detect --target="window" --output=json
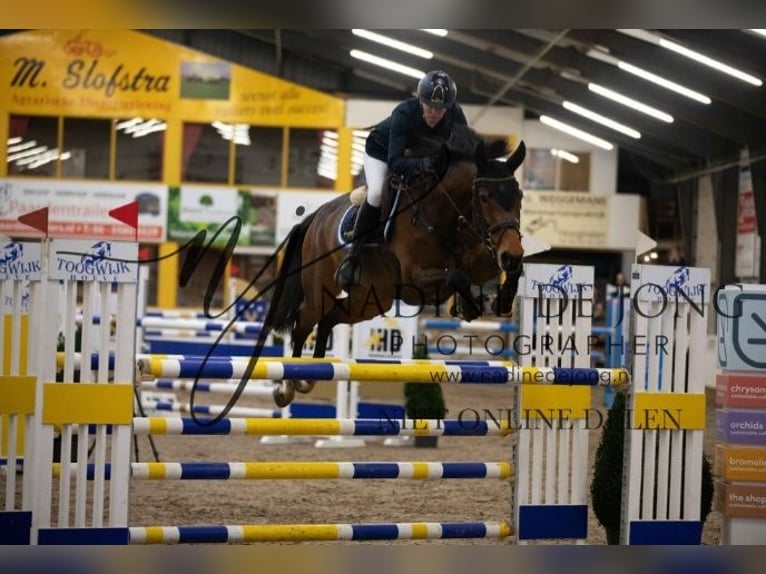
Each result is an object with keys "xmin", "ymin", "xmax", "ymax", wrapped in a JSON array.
[
  {"xmin": 62, "ymin": 118, "xmax": 110, "ymax": 179},
  {"xmin": 523, "ymin": 148, "xmax": 556, "ymax": 190},
  {"xmin": 559, "ymin": 153, "xmax": 590, "ymax": 191},
  {"xmin": 115, "ymin": 117, "xmax": 164, "ymax": 181},
  {"xmin": 235, "ymin": 126, "xmax": 283, "ymax": 186},
  {"xmin": 182, "ymin": 122, "xmax": 230, "ymax": 183},
  {"xmin": 523, "ymin": 148, "xmax": 591, "ymax": 192},
  {"xmin": 287, "ymin": 128, "xmax": 335, "ymax": 189},
  {"xmin": 7, "ymin": 115, "xmax": 59, "ymax": 177}
]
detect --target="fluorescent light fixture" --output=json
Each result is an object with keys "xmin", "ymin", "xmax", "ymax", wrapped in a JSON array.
[
  {"xmin": 116, "ymin": 117, "xmax": 143, "ymax": 130},
  {"xmin": 662, "ymin": 39, "xmax": 762, "ymax": 86},
  {"xmin": 321, "ymin": 136, "xmax": 338, "ymax": 148},
  {"xmin": 618, "ymin": 29, "xmax": 762, "ymax": 87},
  {"xmin": 619, "ymin": 61, "xmax": 712, "ymax": 104},
  {"xmin": 322, "ymin": 130, "xmax": 338, "ymax": 140},
  {"xmin": 587, "ymin": 48, "xmax": 712, "ymax": 104},
  {"xmin": 7, "ymin": 140, "xmax": 38, "ymax": 154},
  {"xmin": 350, "ymin": 49, "xmax": 425, "ymax": 79},
  {"xmin": 421, "ymin": 29, "xmax": 448, "ymax": 37},
  {"xmin": 539, "ymin": 115, "xmax": 614, "ymax": 150},
  {"xmin": 588, "ymin": 83, "xmax": 674, "ymax": 123},
  {"xmin": 212, "ymin": 121, "xmax": 251, "ymax": 145},
  {"xmin": 563, "ymin": 101, "xmax": 641, "ymax": 139},
  {"xmin": 7, "ymin": 137, "xmax": 22, "ymax": 145},
  {"xmin": 550, "ymin": 148, "xmax": 580, "ymax": 164},
  {"xmin": 352, "ymin": 29, "xmax": 433, "ymax": 59},
  {"xmin": 7, "ymin": 145, "xmax": 48, "ymax": 163},
  {"xmin": 750, "ymin": 29, "xmax": 766, "ymax": 38}
]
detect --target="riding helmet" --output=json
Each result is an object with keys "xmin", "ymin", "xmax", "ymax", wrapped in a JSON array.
[{"xmin": 417, "ymin": 70, "xmax": 457, "ymax": 109}]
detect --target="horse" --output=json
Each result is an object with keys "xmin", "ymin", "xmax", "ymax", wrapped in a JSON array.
[{"xmin": 267, "ymin": 125, "xmax": 526, "ymax": 407}]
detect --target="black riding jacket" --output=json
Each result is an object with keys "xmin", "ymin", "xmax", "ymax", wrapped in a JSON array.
[{"xmin": 365, "ymin": 97, "xmax": 468, "ymax": 179}]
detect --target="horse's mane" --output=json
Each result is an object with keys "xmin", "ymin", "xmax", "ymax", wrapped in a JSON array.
[{"xmin": 406, "ymin": 125, "xmax": 511, "ymax": 164}]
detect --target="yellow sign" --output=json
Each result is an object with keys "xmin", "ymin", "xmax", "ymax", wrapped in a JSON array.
[
  {"xmin": 521, "ymin": 192, "xmax": 610, "ymax": 249},
  {"xmin": 0, "ymin": 30, "xmax": 344, "ymax": 126}
]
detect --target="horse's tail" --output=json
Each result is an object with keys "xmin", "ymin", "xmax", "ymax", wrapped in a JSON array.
[{"xmin": 269, "ymin": 213, "xmax": 316, "ymax": 333}]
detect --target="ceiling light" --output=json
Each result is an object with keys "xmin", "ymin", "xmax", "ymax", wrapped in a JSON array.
[
  {"xmin": 7, "ymin": 137, "xmax": 22, "ymax": 145},
  {"xmin": 116, "ymin": 117, "xmax": 143, "ymax": 130},
  {"xmin": 550, "ymin": 148, "xmax": 580, "ymax": 164},
  {"xmin": 563, "ymin": 101, "xmax": 641, "ymax": 139},
  {"xmin": 7, "ymin": 145, "xmax": 49, "ymax": 163},
  {"xmin": 350, "ymin": 49, "xmax": 425, "ymax": 80},
  {"xmin": 7, "ymin": 140, "xmax": 38, "ymax": 154},
  {"xmin": 587, "ymin": 48, "xmax": 712, "ymax": 104},
  {"xmin": 618, "ymin": 29, "xmax": 762, "ymax": 87},
  {"xmin": 352, "ymin": 29, "xmax": 433, "ymax": 59},
  {"xmin": 421, "ymin": 29, "xmax": 447, "ymax": 37},
  {"xmin": 539, "ymin": 115, "xmax": 613, "ymax": 150},
  {"xmin": 588, "ymin": 83, "xmax": 674, "ymax": 123},
  {"xmin": 618, "ymin": 61, "xmax": 712, "ymax": 104},
  {"xmin": 321, "ymin": 136, "xmax": 338, "ymax": 148},
  {"xmin": 749, "ymin": 29, "xmax": 766, "ymax": 38}
]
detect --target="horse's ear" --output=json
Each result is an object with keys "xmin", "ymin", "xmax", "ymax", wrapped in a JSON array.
[
  {"xmin": 506, "ymin": 141, "xmax": 526, "ymax": 172},
  {"xmin": 483, "ymin": 137, "xmax": 511, "ymax": 160}
]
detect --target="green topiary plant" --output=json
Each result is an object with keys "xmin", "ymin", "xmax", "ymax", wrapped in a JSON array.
[
  {"xmin": 404, "ymin": 338, "xmax": 446, "ymax": 447},
  {"xmin": 590, "ymin": 388, "xmax": 714, "ymax": 544}
]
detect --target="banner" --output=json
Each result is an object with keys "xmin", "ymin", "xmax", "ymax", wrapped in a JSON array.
[
  {"xmin": 166, "ymin": 185, "xmax": 250, "ymax": 247},
  {"xmin": 275, "ymin": 189, "xmax": 341, "ymax": 243},
  {"xmin": 0, "ymin": 30, "xmax": 345, "ymax": 126},
  {"xmin": 0, "ymin": 178, "xmax": 166, "ymax": 241},
  {"xmin": 520, "ymin": 191, "xmax": 609, "ymax": 249},
  {"xmin": 736, "ymin": 147, "xmax": 760, "ymax": 279}
]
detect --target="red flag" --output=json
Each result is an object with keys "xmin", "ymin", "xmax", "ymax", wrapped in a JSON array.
[
  {"xmin": 17, "ymin": 207, "xmax": 49, "ymax": 235},
  {"xmin": 108, "ymin": 201, "xmax": 139, "ymax": 241}
]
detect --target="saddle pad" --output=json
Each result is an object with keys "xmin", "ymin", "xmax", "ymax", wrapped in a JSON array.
[
  {"xmin": 337, "ymin": 204, "xmax": 359, "ymax": 248},
  {"xmin": 336, "ymin": 185, "xmax": 404, "ymax": 248}
]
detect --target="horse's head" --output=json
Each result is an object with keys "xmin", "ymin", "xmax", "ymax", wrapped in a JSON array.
[{"xmin": 473, "ymin": 140, "xmax": 525, "ymax": 274}]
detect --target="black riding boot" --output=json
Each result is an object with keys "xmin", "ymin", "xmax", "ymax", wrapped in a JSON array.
[{"xmin": 335, "ymin": 200, "xmax": 381, "ymax": 287}]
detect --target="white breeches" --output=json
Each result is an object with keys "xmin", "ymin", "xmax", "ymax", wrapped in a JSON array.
[{"xmin": 363, "ymin": 153, "xmax": 388, "ymax": 207}]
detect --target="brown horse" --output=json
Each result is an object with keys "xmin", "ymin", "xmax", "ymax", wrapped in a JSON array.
[{"xmin": 267, "ymin": 126, "xmax": 526, "ymax": 406}]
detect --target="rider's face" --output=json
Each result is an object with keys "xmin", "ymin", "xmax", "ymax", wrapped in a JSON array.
[{"xmin": 422, "ymin": 103, "xmax": 447, "ymax": 127}]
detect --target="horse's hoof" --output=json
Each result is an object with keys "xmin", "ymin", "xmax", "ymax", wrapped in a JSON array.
[
  {"xmin": 273, "ymin": 384, "xmax": 295, "ymax": 408},
  {"xmin": 294, "ymin": 379, "xmax": 316, "ymax": 394}
]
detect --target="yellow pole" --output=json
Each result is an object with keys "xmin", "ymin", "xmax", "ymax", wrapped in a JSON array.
[
  {"xmin": 156, "ymin": 243, "xmax": 179, "ymax": 308},
  {"xmin": 0, "ymin": 113, "xmax": 8, "ymax": 177},
  {"xmin": 157, "ymin": 117, "xmax": 183, "ymax": 308},
  {"xmin": 335, "ymin": 127, "xmax": 353, "ymax": 192}
]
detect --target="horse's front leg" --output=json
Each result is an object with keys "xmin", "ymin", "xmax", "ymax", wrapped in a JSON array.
[
  {"xmin": 493, "ymin": 269, "xmax": 522, "ymax": 316},
  {"xmin": 445, "ymin": 269, "xmax": 482, "ymax": 321},
  {"xmin": 410, "ymin": 265, "xmax": 481, "ymax": 321}
]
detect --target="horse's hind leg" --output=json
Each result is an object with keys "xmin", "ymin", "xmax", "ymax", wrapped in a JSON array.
[
  {"xmin": 294, "ymin": 316, "xmax": 334, "ymax": 395},
  {"xmin": 273, "ymin": 318, "xmax": 314, "ymax": 408}
]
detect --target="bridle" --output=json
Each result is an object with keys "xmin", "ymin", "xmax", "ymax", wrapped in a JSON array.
[
  {"xmin": 469, "ymin": 175, "xmax": 522, "ymax": 259},
  {"xmin": 403, "ymin": 165, "xmax": 522, "ymax": 264}
]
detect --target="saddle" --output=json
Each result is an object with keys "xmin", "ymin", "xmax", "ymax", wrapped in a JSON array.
[{"xmin": 338, "ymin": 176, "xmax": 408, "ymax": 247}]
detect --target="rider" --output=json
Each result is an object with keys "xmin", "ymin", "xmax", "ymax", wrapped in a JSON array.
[{"xmin": 335, "ymin": 70, "xmax": 468, "ymax": 288}]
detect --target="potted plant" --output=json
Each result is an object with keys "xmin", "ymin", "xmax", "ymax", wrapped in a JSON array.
[
  {"xmin": 590, "ymin": 388, "xmax": 714, "ymax": 544},
  {"xmin": 403, "ymin": 338, "xmax": 446, "ymax": 448}
]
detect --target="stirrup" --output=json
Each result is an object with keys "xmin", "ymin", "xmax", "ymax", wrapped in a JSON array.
[{"xmin": 335, "ymin": 257, "xmax": 361, "ymax": 287}]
